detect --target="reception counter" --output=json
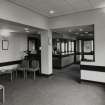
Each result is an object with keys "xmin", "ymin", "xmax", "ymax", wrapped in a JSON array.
[
  {"xmin": 53, "ymin": 54, "xmax": 74, "ymax": 69},
  {"xmin": 80, "ymin": 61, "xmax": 105, "ymax": 83}
]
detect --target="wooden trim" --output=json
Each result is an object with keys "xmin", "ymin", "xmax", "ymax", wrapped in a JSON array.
[
  {"xmin": 0, "ymin": 60, "xmax": 21, "ymax": 67},
  {"xmin": 80, "ymin": 65, "xmax": 105, "ymax": 72}
]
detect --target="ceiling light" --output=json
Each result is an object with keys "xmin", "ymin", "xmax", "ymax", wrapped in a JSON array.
[
  {"xmin": 85, "ymin": 32, "xmax": 88, "ymax": 34},
  {"xmin": 49, "ymin": 10, "xmax": 55, "ymax": 14},
  {"xmin": 26, "ymin": 30, "xmax": 30, "ymax": 33},
  {"xmin": 79, "ymin": 28, "xmax": 83, "ymax": 31},
  {"xmin": 75, "ymin": 32, "xmax": 79, "ymax": 35},
  {"xmin": 0, "ymin": 29, "xmax": 15, "ymax": 37},
  {"xmin": 24, "ymin": 28, "xmax": 29, "ymax": 31}
]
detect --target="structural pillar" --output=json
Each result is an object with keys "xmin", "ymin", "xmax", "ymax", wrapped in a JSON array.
[{"xmin": 41, "ymin": 30, "xmax": 53, "ymax": 75}]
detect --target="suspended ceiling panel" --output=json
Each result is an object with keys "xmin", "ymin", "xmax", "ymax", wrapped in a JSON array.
[
  {"xmin": 8, "ymin": 0, "xmax": 105, "ymax": 17},
  {"xmin": 0, "ymin": 19, "xmax": 41, "ymax": 34},
  {"xmin": 52, "ymin": 24, "xmax": 94, "ymax": 38},
  {"xmin": 89, "ymin": 0, "xmax": 105, "ymax": 8}
]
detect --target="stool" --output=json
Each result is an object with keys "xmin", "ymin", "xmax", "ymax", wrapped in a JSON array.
[{"xmin": 0, "ymin": 85, "xmax": 5, "ymax": 104}]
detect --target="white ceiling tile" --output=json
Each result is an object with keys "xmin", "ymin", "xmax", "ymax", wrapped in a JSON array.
[
  {"xmin": 89, "ymin": 0, "xmax": 105, "ymax": 8},
  {"xmin": 10, "ymin": 0, "xmax": 75, "ymax": 17},
  {"xmin": 65, "ymin": 0, "xmax": 93, "ymax": 11},
  {"xmin": 8, "ymin": 0, "xmax": 100, "ymax": 17}
]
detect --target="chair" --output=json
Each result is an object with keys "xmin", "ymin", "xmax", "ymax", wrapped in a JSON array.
[
  {"xmin": 0, "ymin": 85, "xmax": 5, "ymax": 104},
  {"xmin": 16, "ymin": 59, "xmax": 29, "ymax": 80},
  {"xmin": 26, "ymin": 60, "xmax": 39, "ymax": 80},
  {"xmin": 0, "ymin": 65, "xmax": 18, "ymax": 81}
]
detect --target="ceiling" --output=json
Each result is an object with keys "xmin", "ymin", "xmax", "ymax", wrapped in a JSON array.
[
  {"xmin": 7, "ymin": 0, "xmax": 105, "ymax": 17},
  {"xmin": 0, "ymin": 19, "xmax": 41, "ymax": 35},
  {"xmin": 52, "ymin": 24, "xmax": 94, "ymax": 39}
]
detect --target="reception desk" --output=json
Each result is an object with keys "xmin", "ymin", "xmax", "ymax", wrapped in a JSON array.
[
  {"xmin": 80, "ymin": 61, "xmax": 105, "ymax": 83},
  {"xmin": 53, "ymin": 54, "xmax": 74, "ymax": 69}
]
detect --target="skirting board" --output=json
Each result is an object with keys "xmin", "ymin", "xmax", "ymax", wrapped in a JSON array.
[
  {"xmin": 0, "ymin": 60, "xmax": 21, "ymax": 67},
  {"xmin": 80, "ymin": 79, "xmax": 105, "ymax": 85},
  {"xmin": 40, "ymin": 73, "xmax": 54, "ymax": 78},
  {"xmin": 80, "ymin": 65, "xmax": 105, "ymax": 72},
  {"xmin": 80, "ymin": 64, "xmax": 105, "ymax": 85}
]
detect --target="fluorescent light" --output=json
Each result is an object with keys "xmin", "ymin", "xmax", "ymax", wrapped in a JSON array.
[
  {"xmin": 26, "ymin": 30, "xmax": 30, "ymax": 33},
  {"xmin": 24, "ymin": 28, "xmax": 29, "ymax": 31},
  {"xmin": 85, "ymin": 32, "xmax": 88, "ymax": 33},
  {"xmin": 0, "ymin": 29, "xmax": 14, "ymax": 37},
  {"xmin": 75, "ymin": 32, "xmax": 79, "ymax": 35},
  {"xmin": 49, "ymin": 10, "xmax": 55, "ymax": 14},
  {"xmin": 79, "ymin": 28, "xmax": 83, "ymax": 31}
]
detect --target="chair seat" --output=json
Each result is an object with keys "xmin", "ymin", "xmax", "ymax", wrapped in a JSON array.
[{"xmin": 0, "ymin": 84, "xmax": 5, "ymax": 104}]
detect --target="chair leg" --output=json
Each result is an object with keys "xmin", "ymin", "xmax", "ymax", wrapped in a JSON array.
[
  {"xmin": 16, "ymin": 70, "xmax": 18, "ymax": 79},
  {"xmin": 10, "ymin": 71, "xmax": 13, "ymax": 81},
  {"xmin": 25, "ymin": 70, "xmax": 27, "ymax": 80},
  {"xmin": 34, "ymin": 71, "xmax": 35, "ymax": 80},
  {"xmin": 24, "ymin": 70, "xmax": 26, "ymax": 80},
  {"xmin": 2, "ymin": 86, "xmax": 5, "ymax": 104}
]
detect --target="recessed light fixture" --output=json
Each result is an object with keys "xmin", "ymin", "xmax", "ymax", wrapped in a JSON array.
[
  {"xmin": 26, "ymin": 30, "xmax": 30, "ymax": 33},
  {"xmin": 85, "ymin": 32, "xmax": 88, "ymax": 34},
  {"xmin": 79, "ymin": 28, "xmax": 83, "ymax": 31},
  {"xmin": 24, "ymin": 28, "xmax": 29, "ymax": 31},
  {"xmin": 75, "ymin": 32, "xmax": 79, "ymax": 35},
  {"xmin": 49, "ymin": 10, "xmax": 55, "ymax": 14},
  {"xmin": 0, "ymin": 29, "xmax": 15, "ymax": 37}
]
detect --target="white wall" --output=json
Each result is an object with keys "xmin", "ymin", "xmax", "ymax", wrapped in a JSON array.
[
  {"xmin": 49, "ymin": 8, "xmax": 105, "ymax": 66},
  {"xmin": 0, "ymin": 0, "xmax": 48, "ymax": 29},
  {"xmin": 0, "ymin": 32, "xmax": 28, "ymax": 71},
  {"xmin": 0, "ymin": 33, "xmax": 27, "ymax": 63}
]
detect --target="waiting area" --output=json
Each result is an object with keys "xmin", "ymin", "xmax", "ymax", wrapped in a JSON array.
[
  {"xmin": 0, "ymin": 58, "xmax": 40, "ymax": 81},
  {"xmin": 0, "ymin": 0, "xmax": 105, "ymax": 105}
]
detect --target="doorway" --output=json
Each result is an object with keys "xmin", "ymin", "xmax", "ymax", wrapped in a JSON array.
[
  {"xmin": 52, "ymin": 24, "xmax": 95, "ymax": 82},
  {"xmin": 27, "ymin": 36, "xmax": 41, "ymax": 75}
]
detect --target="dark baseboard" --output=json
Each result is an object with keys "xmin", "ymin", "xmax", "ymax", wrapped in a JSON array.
[
  {"xmin": 74, "ymin": 61, "xmax": 80, "ymax": 64},
  {"xmin": 40, "ymin": 73, "xmax": 54, "ymax": 78},
  {"xmin": 53, "ymin": 63, "xmax": 74, "ymax": 69},
  {"xmin": 0, "ymin": 60, "xmax": 21, "ymax": 67},
  {"xmin": 53, "ymin": 66, "xmax": 62, "ymax": 69},
  {"xmin": 80, "ymin": 79, "xmax": 105, "ymax": 85},
  {"xmin": 80, "ymin": 65, "xmax": 105, "ymax": 72}
]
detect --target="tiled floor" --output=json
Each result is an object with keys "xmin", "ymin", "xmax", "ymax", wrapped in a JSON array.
[{"xmin": 0, "ymin": 64, "xmax": 105, "ymax": 105}]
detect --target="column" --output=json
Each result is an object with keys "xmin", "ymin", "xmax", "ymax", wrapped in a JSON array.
[{"xmin": 41, "ymin": 30, "xmax": 53, "ymax": 75}]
